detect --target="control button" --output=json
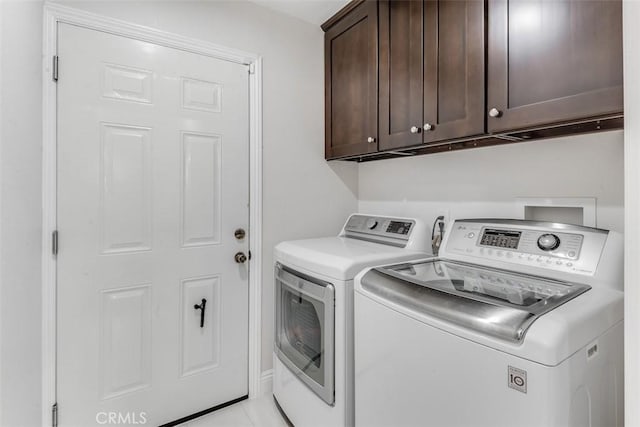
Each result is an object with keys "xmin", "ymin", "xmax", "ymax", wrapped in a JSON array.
[
  {"xmin": 506, "ymin": 252, "xmax": 513, "ymax": 258},
  {"xmin": 568, "ymin": 250, "xmax": 576, "ymax": 257},
  {"xmin": 556, "ymin": 260, "xmax": 563, "ymax": 265},
  {"xmin": 537, "ymin": 233, "xmax": 561, "ymax": 251},
  {"xmin": 467, "ymin": 232, "xmax": 475, "ymax": 239},
  {"xmin": 546, "ymin": 259, "xmax": 552, "ymax": 264},
  {"xmin": 566, "ymin": 262, "xmax": 573, "ymax": 267},
  {"xmin": 487, "ymin": 249, "xmax": 493, "ymax": 255},
  {"xmin": 497, "ymin": 251, "xmax": 503, "ymax": 257},
  {"xmin": 536, "ymin": 257, "xmax": 543, "ymax": 262},
  {"xmin": 365, "ymin": 219, "xmax": 378, "ymax": 230}
]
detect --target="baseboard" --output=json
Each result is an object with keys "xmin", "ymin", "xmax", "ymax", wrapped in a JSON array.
[{"xmin": 259, "ymin": 369, "xmax": 273, "ymax": 396}]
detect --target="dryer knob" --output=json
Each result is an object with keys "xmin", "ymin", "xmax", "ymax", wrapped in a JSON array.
[
  {"xmin": 365, "ymin": 219, "xmax": 378, "ymax": 230},
  {"xmin": 537, "ymin": 233, "xmax": 560, "ymax": 251}
]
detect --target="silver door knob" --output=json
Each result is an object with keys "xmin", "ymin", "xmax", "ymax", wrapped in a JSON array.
[
  {"xmin": 410, "ymin": 126, "xmax": 420, "ymax": 134},
  {"xmin": 489, "ymin": 108, "xmax": 502, "ymax": 118},
  {"xmin": 423, "ymin": 123, "xmax": 433, "ymax": 131},
  {"xmin": 234, "ymin": 252, "xmax": 247, "ymax": 263},
  {"xmin": 367, "ymin": 136, "xmax": 376, "ymax": 143}
]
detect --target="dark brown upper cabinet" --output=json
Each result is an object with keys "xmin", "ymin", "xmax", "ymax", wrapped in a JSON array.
[
  {"xmin": 487, "ymin": 0, "xmax": 623, "ymax": 133},
  {"xmin": 378, "ymin": 0, "xmax": 485, "ymax": 151},
  {"xmin": 324, "ymin": 1, "xmax": 378, "ymax": 159}
]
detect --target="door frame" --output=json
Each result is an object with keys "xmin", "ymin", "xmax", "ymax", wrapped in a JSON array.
[{"xmin": 41, "ymin": 3, "xmax": 264, "ymax": 424}]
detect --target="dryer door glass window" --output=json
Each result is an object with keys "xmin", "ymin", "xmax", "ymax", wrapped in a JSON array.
[
  {"xmin": 275, "ymin": 264, "xmax": 335, "ymax": 405},
  {"xmin": 281, "ymin": 287, "xmax": 324, "ymax": 383}
]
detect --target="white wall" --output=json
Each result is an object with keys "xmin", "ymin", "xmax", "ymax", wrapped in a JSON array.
[
  {"xmin": 0, "ymin": 1, "xmax": 45, "ymax": 426},
  {"xmin": 359, "ymin": 131, "xmax": 624, "ymax": 234},
  {"xmin": 0, "ymin": 1, "xmax": 357, "ymax": 425},
  {"xmin": 623, "ymin": 2, "xmax": 640, "ymax": 426}
]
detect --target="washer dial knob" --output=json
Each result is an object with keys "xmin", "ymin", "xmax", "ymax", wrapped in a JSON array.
[
  {"xmin": 537, "ymin": 233, "xmax": 560, "ymax": 251},
  {"xmin": 365, "ymin": 219, "xmax": 378, "ymax": 230}
]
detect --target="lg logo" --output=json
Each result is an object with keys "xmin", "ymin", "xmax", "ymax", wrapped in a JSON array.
[{"xmin": 96, "ymin": 412, "xmax": 148, "ymax": 425}]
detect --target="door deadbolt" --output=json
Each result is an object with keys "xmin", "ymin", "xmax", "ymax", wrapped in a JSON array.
[
  {"xmin": 235, "ymin": 252, "xmax": 248, "ymax": 263},
  {"xmin": 234, "ymin": 228, "xmax": 246, "ymax": 240}
]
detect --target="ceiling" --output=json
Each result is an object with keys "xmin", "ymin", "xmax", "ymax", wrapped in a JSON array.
[{"xmin": 248, "ymin": 0, "xmax": 349, "ymax": 27}]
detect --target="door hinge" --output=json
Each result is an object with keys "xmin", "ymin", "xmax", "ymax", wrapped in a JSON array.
[
  {"xmin": 248, "ymin": 62, "xmax": 255, "ymax": 74},
  {"xmin": 52, "ymin": 402, "xmax": 58, "ymax": 427},
  {"xmin": 52, "ymin": 230, "xmax": 58, "ymax": 256},
  {"xmin": 52, "ymin": 55, "xmax": 59, "ymax": 82}
]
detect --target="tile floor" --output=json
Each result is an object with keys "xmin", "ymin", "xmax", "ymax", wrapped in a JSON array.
[{"xmin": 180, "ymin": 396, "xmax": 290, "ymax": 427}]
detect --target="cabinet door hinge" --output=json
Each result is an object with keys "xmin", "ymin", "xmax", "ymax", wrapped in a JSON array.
[
  {"xmin": 52, "ymin": 56, "xmax": 59, "ymax": 82},
  {"xmin": 52, "ymin": 230, "xmax": 59, "ymax": 256},
  {"xmin": 52, "ymin": 403, "xmax": 58, "ymax": 427},
  {"xmin": 248, "ymin": 62, "xmax": 255, "ymax": 74}
]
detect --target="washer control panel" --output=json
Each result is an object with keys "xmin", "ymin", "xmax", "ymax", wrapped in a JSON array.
[
  {"xmin": 444, "ymin": 219, "xmax": 609, "ymax": 276},
  {"xmin": 478, "ymin": 227, "xmax": 583, "ymax": 260}
]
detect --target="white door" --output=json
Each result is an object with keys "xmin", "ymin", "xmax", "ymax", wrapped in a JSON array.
[{"xmin": 56, "ymin": 23, "xmax": 249, "ymax": 426}]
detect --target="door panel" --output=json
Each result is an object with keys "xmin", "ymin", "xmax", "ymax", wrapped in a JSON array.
[
  {"xmin": 100, "ymin": 285, "xmax": 152, "ymax": 400},
  {"xmin": 423, "ymin": 0, "xmax": 485, "ymax": 144},
  {"xmin": 57, "ymin": 24, "xmax": 249, "ymax": 426},
  {"xmin": 181, "ymin": 132, "xmax": 222, "ymax": 247},
  {"xmin": 379, "ymin": 0, "xmax": 485, "ymax": 150},
  {"xmin": 379, "ymin": 0, "xmax": 423, "ymax": 150},
  {"xmin": 325, "ymin": 0, "xmax": 378, "ymax": 158},
  {"xmin": 99, "ymin": 123, "xmax": 153, "ymax": 254},
  {"xmin": 180, "ymin": 276, "xmax": 220, "ymax": 376},
  {"xmin": 487, "ymin": 0, "xmax": 623, "ymax": 132}
]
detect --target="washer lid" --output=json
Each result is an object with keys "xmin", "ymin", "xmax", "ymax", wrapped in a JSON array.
[
  {"xmin": 275, "ymin": 237, "xmax": 429, "ymax": 281},
  {"xmin": 362, "ymin": 259, "xmax": 590, "ymax": 342}
]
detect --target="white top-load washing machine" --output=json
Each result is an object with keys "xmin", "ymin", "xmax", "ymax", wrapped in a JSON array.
[
  {"xmin": 273, "ymin": 214, "xmax": 431, "ymax": 427},
  {"xmin": 354, "ymin": 219, "xmax": 624, "ymax": 427}
]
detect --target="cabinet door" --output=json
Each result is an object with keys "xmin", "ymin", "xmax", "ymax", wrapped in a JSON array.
[
  {"xmin": 325, "ymin": 1, "xmax": 378, "ymax": 159},
  {"xmin": 423, "ymin": 0, "xmax": 485, "ymax": 144},
  {"xmin": 487, "ymin": 0, "xmax": 623, "ymax": 133},
  {"xmin": 378, "ymin": 0, "xmax": 424, "ymax": 151}
]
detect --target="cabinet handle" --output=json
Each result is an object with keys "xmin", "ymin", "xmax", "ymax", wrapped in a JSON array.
[
  {"xmin": 489, "ymin": 108, "xmax": 502, "ymax": 118},
  {"xmin": 410, "ymin": 126, "xmax": 420, "ymax": 134},
  {"xmin": 423, "ymin": 123, "xmax": 434, "ymax": 131},
  {"xmin": 367, "ymin": 136, "xmax": 376, "ymax": 143}
]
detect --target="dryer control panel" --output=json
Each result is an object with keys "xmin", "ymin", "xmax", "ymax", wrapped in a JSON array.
[
  {"xmin": 442, "ymin": 219, "xmax": 609, "ymax": 276},
  {"xmin": 340, "ymin": 214, "xmax": 430, "ymax": 252}
]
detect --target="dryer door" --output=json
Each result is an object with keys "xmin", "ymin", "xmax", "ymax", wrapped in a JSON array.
[{"xmin": 275, "ymin": 263, "xmax": 335, "ymax": 405}]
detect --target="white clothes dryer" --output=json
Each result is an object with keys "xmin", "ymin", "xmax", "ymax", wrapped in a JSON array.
[
  {"xmin": 354, "ymin": 219, "xmax": 624, "ymax": 427},
  {"xmin": 273, "ymin": 214, "xmax": 431, "ymax": 427}
]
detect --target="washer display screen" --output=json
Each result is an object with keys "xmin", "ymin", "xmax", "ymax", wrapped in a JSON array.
[{"xmin": 480, "ymin": 229, "xmax": 521, "ymax": 249}]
